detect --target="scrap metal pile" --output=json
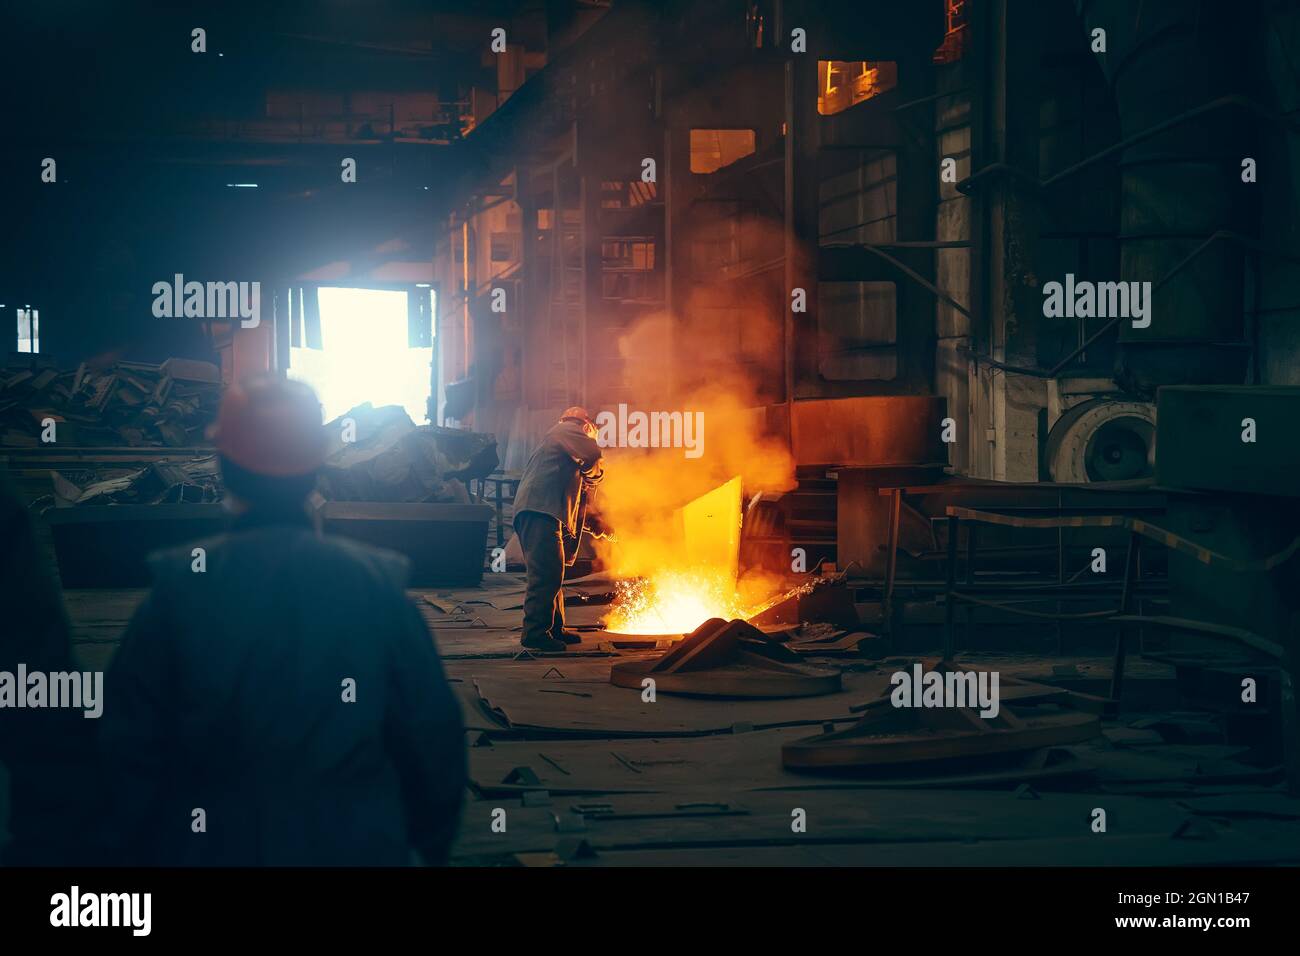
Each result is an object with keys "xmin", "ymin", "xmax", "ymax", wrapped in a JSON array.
[
  {"xmin": 52, "ymin": 458, "xmax": 223, "ymax": 507},
  {"xmin": 317, "ymin": 402, "xmax": 498, "ymax": 503},
  {"xmin": 1, "ymin": 357, "xmax": 222, "ymax": 448},
  {"xmin": 48, "ymin": 401, "xmax": 500, "ymax": 508}
]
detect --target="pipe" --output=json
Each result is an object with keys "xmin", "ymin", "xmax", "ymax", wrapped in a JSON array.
[
  {"xmin": 961, "ymin": 230, "xmax": 1300, "ymax": 377},
  {"xmin": 1077, "ymin": 0, "xmax": 1259, "ymax": 389}
]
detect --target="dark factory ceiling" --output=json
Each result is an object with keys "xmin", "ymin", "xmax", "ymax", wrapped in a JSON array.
[
  {"xmin": 6, "ymin": 1, "xmax": 566, "ymax": 146},
  {"xmin": 1, "ymin": 2, "xmax": 611, "ymax": 360}
]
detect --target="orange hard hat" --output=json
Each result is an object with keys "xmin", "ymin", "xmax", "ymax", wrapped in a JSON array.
[
  {"xmin": 559, "ymin": 406, "xmax": 594, "ymax": 426},
  {"xmin": 209, "ymin": 375, "xmax": 327, "ymax": 477}
]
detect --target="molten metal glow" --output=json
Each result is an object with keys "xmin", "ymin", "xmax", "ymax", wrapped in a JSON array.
[
  {"xmin": 604, "ymin": 569, "xmax": 765, "ymax": 635},
  {"xmin": 601, "ymin": 476, "xmax": 765, "ymax": 635}
]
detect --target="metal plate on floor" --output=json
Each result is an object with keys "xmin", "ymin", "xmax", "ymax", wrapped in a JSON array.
[
  {"xmin": 469, "ymin": 729, "xmax": 1096, "ymax": 797},
  {"xmin": 610, "ymin": 655, "xmax": 842, "ymax": 698},
  {"xmin": 783, "ymin": 706, "xmax": 1101, "ymax": 771},
  {"xmin": 471, "ymin": 672, "xmax": 884, "ymax": 737}
]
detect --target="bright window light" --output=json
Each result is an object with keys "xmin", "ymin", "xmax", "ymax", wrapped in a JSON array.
[
  {"xmin": 17, "ymin": 307, "xmax": 39, "ymax": 353},
  {"xmin": 288, "ymin": 287, "xmax": 433, "ymax": 425}
]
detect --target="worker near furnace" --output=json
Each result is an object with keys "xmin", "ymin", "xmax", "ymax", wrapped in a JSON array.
[
  {"xmin": 512, "ymin": 406, "xmax": 605, "ymax": 652},
  {"xmin": 98, "ymin": 376, "xmax": 465, "ymax": 865}
]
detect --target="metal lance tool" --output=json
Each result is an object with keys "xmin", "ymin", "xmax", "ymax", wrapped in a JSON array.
[
  {"xmin": 563, "ymin": 491, "xmax": 590, "ymax": 567},
  {"xmin": 563, "ymin": 489, "xmax": 617, "ymax": 565}
]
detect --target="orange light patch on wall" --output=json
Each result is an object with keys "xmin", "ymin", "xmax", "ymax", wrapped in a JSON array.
[
  {"xmin": 817, "ymin": 60, "xmax": 898, "ymax": 115},
  {"xmin": 689, "ymin": 129, "xmax": 756, "ymax": 174},
  {"xmin": 934, "ymin": 0, "xmax": 969, "ymax": 64}
]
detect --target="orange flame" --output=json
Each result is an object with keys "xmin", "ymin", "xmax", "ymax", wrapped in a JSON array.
[{"xmin": 591, "ymin": 311, "xmax": 798, "ymax": 636}]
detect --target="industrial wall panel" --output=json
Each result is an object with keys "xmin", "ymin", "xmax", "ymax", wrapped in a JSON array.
[{"xmin": 1155, "ymin": 386, "xmax": 1300, "ymax": 497}]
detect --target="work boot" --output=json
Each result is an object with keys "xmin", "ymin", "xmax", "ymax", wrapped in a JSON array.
[
  {"xmin": 521, "ymin": 633, "xmax": 567, "ymax": 652},
  {"xmin": 553, "ymin": 629, "xmax": 584, "ymax": 645}
]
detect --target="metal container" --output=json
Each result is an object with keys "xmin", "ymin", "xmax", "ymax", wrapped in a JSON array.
[
  {"xmin": 44, "ymin": 503, "xmax": 227, "ymax": 587},
  {"xmin": 320, "ymin": 501, "xmax": 493, "ymax": 587},
  {"xmin": 44, "ymin": 500, "xmax": 495, "ymax": 588},
  {"xmin": 1156, "ymin": 386, "xmax": 1300, "ymax": 497}
]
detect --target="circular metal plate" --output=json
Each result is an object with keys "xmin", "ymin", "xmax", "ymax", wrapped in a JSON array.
[{"xmin": 1046, "ymin": 398, "xmax": 1156, "ymax": 483}]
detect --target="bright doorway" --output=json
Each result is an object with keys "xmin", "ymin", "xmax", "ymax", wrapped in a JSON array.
[{"xmin": 287, "ymin": 286, "xmax": 434, "ymax": 424}]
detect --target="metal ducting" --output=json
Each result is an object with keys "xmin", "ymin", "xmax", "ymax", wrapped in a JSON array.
[
  {"xmin": 1046, "ymin": 397, "xmax": 1155, "ymax": 483},
  {"xmin": 1078, "ymin": 0, "xmax": 1257, "ymax": 390}
]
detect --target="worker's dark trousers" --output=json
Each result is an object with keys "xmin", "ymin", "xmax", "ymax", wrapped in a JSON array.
[{"xmin": 514, "ymin": 510, "xmax": 566, "ymax": 643}]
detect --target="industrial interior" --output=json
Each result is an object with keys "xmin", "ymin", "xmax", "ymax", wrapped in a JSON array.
[{"xmin": 4, "ymin": 0, "xmax": 1300, "ymax": 870}]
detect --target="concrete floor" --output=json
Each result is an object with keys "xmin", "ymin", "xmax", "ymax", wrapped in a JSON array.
[{"xmin": 61, "ymin": 573, "xmax": 1300, "ymax": 867}]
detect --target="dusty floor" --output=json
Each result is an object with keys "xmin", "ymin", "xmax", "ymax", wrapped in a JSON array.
[{"xmin": 64, "ymin": 573, "xmax": 1300, "ymax": 867}]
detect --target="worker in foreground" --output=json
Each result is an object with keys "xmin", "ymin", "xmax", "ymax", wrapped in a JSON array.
[
  {"xmin": 99, "ymin": 376, "xmax": 465, "ymax": 865},
  {"xmin": 512, "ymin": 406, "xmax": 605, "ymax": 651},
  {"xmin": 0, "ymin": 475, "xmax": 99, "ymax": 865}
]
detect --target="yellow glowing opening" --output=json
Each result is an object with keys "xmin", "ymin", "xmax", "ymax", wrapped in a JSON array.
[{"xmin": 603, "ymin": 476, "xmax": 779, "ymax": 636}]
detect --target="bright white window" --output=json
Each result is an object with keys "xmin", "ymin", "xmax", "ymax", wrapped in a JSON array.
[
  {"xmin": 17, "ymin": 307, "xmax": 39, "ymax": 353},
  {"xmin": 287, "ymin": 287, "xmax": 433, "ymax": 424}
]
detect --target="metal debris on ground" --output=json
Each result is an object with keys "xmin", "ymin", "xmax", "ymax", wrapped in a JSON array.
[
  {"xmin": 746, "ymin": 573, "xmax": 853, "ymax": 628},
  {"xmin": 609, "ymin": 617, "xmax": 844, "ymax": 699},
  {"xmin": 777, "ymin": 622, "xmax": 878, "ymax": 655},
  {"xmin": 783, "ymin": 691, "xmax": 1101, "ymax": 772}
]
